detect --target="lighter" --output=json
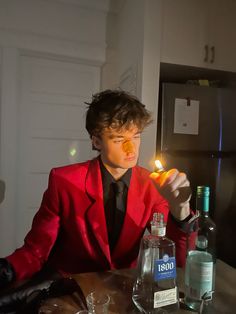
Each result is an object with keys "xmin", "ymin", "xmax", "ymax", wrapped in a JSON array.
[{"xmin": 154, "ymin": 159, "xmax": 165, "ymax": 174}]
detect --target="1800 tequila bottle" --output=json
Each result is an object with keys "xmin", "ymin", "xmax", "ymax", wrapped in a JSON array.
[{"xmin": 132, "ymin": 213, "xmax": 179, "ymax": 313}]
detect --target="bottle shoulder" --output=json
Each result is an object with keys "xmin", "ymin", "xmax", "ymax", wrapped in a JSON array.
[
  {"xmin": 199, "ymin": 215, "xmax": 216, "ymax": 228},
  {"xmin": 187, "ymin": 250, "xmax": 215, "ymax": 263},
  {"xmin": 143, "ymin": 234, "xmax": 175, "ymax": 247}
]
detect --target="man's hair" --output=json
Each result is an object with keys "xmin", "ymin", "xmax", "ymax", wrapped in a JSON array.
[{"xmin": 85, "ymin": 89, "xmax": 153, "ymax": 138}]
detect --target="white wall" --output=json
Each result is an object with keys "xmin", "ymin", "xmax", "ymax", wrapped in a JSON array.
[
  {"xmin": 107, "ymin": 0, "xmax": 163, "ymax": 170},
  {"xmin": 139, "ymin": 0, "xmax": 163, "ymax": 170},
  {"xmin": 0, "ymin": 0, "xmax": 109, "ymax": 63},
  {"xmin": 0, "ymin": 48, "xmax": 19, "ymax": 253},
  {"xmin": 101, "ymin": 2, "xmax": 119, "ymax": 89}
]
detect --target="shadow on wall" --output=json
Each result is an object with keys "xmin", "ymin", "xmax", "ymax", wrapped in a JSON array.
[{"xmin": 0, "ymin": 180, "xmax": 5, "ymax": 204}]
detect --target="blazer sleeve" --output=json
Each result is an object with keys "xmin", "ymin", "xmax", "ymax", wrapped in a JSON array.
[{"xmin": 5, "ymin": 169, "xmax": 61, "ymax": 281}]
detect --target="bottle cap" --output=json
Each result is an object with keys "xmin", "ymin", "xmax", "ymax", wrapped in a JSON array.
[
  {"xmin": 196, "ymin": 186, "xmax": 210, "ymax": 213},
  {"xmin": 197, "ymin": 186, "xmax": 210, "ymax": 197}
]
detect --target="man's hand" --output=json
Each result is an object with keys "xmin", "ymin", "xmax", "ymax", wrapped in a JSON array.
[{"xmin": 150, "ymin": 169, "xmax": 191, "ymax": 221}]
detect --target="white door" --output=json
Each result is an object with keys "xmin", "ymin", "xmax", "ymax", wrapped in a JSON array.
[{"xmin": 16, "ymin": 56, "xmax": 99, "ymax": 246}]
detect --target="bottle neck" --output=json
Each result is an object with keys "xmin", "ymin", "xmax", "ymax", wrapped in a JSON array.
[
  {"xmin": 151, "ymin": 212, "xmax": 166, "ymax": 237},
  {"xmin": 151, "ymin": 225, "xmax": 166, "ymax": 237},
  {"xmin": 196, "ymin": 195, "xmax": 209, "ymax": 216}
]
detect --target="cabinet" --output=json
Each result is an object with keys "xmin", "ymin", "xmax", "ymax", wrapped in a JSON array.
[{"xmin": 160, "ymin": 0, "xmax": 236, "ymax": 72}]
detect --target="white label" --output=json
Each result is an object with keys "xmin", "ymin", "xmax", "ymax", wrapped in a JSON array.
[
  {"xmin": 188, "ymin": 261, "xmax": 213, "ymax": 300},
  {"xmin": 154, "ymin": 287, "xmax": 177, "ymax": 308},
  {"xmin": 185, "ymin": 251, "xmax": 214, "ymax": 300},
  {"xmin": 151, "ymin": 226, "xmax": 166, "ymax": 237},
  {"xmin": 174, "ymin": 98, "xmax": 199, "ymax": 135}
]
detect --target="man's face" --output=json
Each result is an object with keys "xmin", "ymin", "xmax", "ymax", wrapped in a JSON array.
[{"xmin": 92, "ymin": 126, "xmax": 141, "ymax": 172}]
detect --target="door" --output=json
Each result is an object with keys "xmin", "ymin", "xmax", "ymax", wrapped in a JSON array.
[
  {"xmin": 220, "ymin": 88, "xmax": 236, "ymax": 151},
  {"xmin": 16, "ymin": 56, "xmax": 100, "ymax": 246}
]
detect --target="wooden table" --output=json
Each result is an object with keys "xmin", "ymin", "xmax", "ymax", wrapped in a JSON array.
[{"xmin": 42, "ymin": 259, "xmax": 236, "ymax": 313}]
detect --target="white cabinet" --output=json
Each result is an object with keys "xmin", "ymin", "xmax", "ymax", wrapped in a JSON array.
[
  {"xmin": 160, "ymin": 0, "xmax": 207, "ymax": 68},
  {"xmin": 161, "ymin": 0, "xmax": 236, "ymax": 72},
  {"xmin": 208, "ymin": 0, "xmax": 236, "ymax": 72}
]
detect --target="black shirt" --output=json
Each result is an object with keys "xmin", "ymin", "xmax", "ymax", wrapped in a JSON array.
[{"xmin": 99, "ymin": 159, "xmax": 132, "ymax": 252}]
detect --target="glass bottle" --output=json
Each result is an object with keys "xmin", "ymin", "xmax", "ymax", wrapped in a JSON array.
[
  {"xmin": 132, "ymin": 213, "xmax": 179, "ymax": 313},
  {"xmin": 185, "ymin": 186, "xmax": 216, "ymax": 312}
]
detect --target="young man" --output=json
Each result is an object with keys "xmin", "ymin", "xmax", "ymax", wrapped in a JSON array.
[{"xmin": 0, "ymin": 90, "xmax": 193, "ymax": 286}]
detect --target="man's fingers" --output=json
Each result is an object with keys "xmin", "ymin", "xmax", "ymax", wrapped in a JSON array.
[
  {"xmin": 150, "ymin": 169, "xmax": 191, "ymax": 203},
  {"xmin": 176, "ymin": 186, "xmax": 192, "ymax": 203},
  {"xmin": 149, "ymin": 172, "xmax": 160, "ymax": 180},
  {"xmin": 149, "ymin": 168, "xmax": 191, "ymax": 221}
]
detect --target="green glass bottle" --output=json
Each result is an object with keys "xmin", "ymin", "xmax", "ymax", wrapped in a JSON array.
[{"xmin": 184, "ymin": 186, "xmax": 216, "ymax": 312}]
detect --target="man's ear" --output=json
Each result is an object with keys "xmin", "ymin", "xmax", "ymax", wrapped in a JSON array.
[{"xmin": 91, "ymin": 135, "xmax": 101, "ymax": 151}]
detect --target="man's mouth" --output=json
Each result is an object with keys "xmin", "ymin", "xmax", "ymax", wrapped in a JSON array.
[{"xmin": 124, "ymin": 156, "xmax": 136, "ymax": 161}]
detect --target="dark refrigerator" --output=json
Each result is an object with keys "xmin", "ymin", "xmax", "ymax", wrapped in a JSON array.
[{"xmin": 157, "ymin": 82, "xmax": 236, "ymax": 267}]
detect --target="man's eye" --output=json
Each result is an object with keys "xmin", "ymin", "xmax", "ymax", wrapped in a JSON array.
[{"xmin": 114, "ymin": 140, "xmax": 123, "ymax": 143}]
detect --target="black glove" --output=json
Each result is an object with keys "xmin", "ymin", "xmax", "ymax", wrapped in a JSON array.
[
  {"xmin": 0, "ymin": 258, "xmax": 15, "ymax": 289},
  {"xmin": 16, "ymin": 277, "xmax": 88, "ymax": 314},
  {"xmin": 0, "ymin": 274, "xmax": 87, "ymax": 314}
]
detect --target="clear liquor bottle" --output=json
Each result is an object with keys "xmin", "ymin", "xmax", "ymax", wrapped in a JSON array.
[
  {"xmin": 132, "ymin": 213, "xmax": 179, "ymax": 313},
  {"xmin": 185, "ymin": 186, "xmax": 216, "ymax": 312}
]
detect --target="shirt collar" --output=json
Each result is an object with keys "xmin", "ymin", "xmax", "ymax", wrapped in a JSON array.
[{"xmin": 99, "ymin": 156, "xmax": 132, "ymax": 188}]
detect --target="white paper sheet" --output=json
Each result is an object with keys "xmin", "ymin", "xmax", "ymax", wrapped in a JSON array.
[{"xmin": 174, "ymin": 98, "xmax": 199, "ymax": 135}]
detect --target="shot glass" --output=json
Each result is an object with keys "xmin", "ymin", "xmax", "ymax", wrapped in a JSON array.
[{"xmin": 86, "ymin": 291, "xmax": 110, "ymax": 314}]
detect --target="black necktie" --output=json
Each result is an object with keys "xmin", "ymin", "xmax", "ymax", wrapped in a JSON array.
[
  {"xmin": 109, "ymin": 181, "xmax": 125, "ymax": 251},
  {"xmin": 114, "ymin": 181, "xmax": 125, "ymax": 212}
]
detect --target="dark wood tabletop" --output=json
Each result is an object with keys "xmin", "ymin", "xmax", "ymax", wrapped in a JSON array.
[{"xmin": 39, "ymin": 259, "xmax": 236, "ymax": 313}]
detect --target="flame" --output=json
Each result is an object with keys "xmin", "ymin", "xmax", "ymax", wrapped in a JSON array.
[{"xmin": 155, "ymin": 159, "xmax": 165, "ymax": 172}]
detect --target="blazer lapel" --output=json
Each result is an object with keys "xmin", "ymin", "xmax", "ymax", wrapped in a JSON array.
[{"xmin": 85, "ymin": 158, "xmax": 111, "ymax": 264}]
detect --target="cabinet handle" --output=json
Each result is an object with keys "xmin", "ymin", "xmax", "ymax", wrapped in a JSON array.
[
  {"xmin": 204, "ymin": 45, "xmax": 208, "ymax": 62},
  {"xmin": 210, "ymin": 46, "xmax": 215, "ymax": 63}
]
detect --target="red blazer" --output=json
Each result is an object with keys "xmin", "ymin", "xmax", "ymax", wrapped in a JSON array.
[{"xmin": 6, "ymin": 158, "xmax": 191, "ymax": 280}]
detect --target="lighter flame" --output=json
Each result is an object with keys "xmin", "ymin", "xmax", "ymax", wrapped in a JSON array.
[{"xmin": 155, "ymin": 159, "xmax": 165, "ymax": 172}]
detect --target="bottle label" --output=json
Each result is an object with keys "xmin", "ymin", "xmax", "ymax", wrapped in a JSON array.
[
  {"xmin": 185, "ymin": 251, "xmax": 214, "ymax": 300},
  {"xmin": 154, "ymin": 287, "xmax": 177, "ymax": 308},
  {"xmin": 151, "ymin": 226, "xmax": 166, "ymax": 237},
  {"xmin": 154, "ymin": 254, "xmax": 176, "ymax": 281}
]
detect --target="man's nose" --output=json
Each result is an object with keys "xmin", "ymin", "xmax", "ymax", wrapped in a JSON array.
[{"xmin": 122, "ymin": 140, "xmax": 135, "ymax": 154}]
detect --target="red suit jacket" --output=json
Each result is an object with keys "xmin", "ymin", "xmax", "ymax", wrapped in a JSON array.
[{"xmin": 6, "ymin": 158, "xmax": 191, "ymax": 280}]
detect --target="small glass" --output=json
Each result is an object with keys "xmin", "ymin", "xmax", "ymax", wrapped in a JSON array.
[{"xmin": 86, "ymin": 291, "xmax": 110, "ymax": 314}]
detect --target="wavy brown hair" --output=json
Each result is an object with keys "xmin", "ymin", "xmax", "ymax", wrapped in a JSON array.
[{"xmin": 85, "ymin": 89, "xmax": 153, "ymax": 138}]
